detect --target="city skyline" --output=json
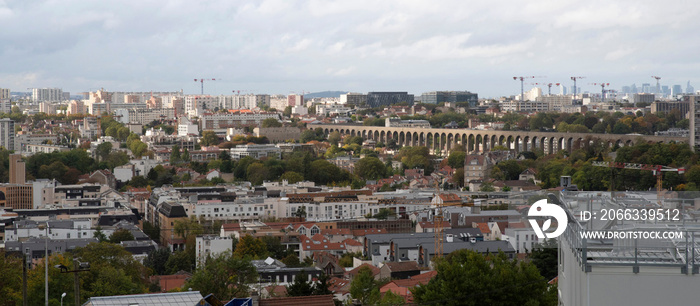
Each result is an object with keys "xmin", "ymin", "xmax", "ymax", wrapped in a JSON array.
[{"xmin": 2, "ymin": 0, "xmax": 700, "ymax": 98}]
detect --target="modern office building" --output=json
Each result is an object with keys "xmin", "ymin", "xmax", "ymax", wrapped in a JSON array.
[
  {"xmin": 340, "ymin": 93, "xmax": 367, "ymax": 106},
  {"xmin": 420, "ymin": 91, "xmax": 478, "ymax": 107},
  {"xmin": 366, "ymin": 92, "xmax": 414, "ymax": 108},
  {"xmin": 650, "ymin": 100, "xmax": 690, "ymax": 118}
]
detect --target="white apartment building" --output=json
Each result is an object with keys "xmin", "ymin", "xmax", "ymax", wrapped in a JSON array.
[
  {"xmin": 185, "ymin": 95, "xmax": 219, "ymax": 116},
  {"xmin": 196, "ymin": 235, "xmax": 233, "ymax": 268},
  {"xmin": 201, "ymin": 112, "xmax": 279, "ymax": 129},
  {"xmin": 178, "ymin": 117, "xmax": 199, "ymax": 136},
  {"xmin": 32, "ymin": 88, "xmax": 64, "ymax": 102}
]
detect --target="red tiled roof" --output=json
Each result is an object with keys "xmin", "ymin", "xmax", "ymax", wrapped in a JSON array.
[
  {"xmin": 328, "ymin": 277, "xmax": 351, "ymax": 293},
  {"xmin": 259, "ymin": 294, "xmax": 335, "ymax": 306},
  {"xmin": 342, "ymin": 238, "xmax": 362, "ymax": 247},
  {"xmin": 476, "ymin": 222, "xmax": 491, "ymax": 234}
]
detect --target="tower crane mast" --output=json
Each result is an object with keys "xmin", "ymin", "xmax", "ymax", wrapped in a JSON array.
[
  {"xmin": 194, "ymin": 78, "xmax": 217, "ymax": 95},
  {"xmin": 570, "ymin": 76, "xmax": 586, "ymax": 100}
]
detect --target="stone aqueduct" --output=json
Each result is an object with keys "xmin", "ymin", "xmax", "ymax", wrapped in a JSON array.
[{"xmin": 308, "ymin": 124, "xmax": 688, "ymax": 154}]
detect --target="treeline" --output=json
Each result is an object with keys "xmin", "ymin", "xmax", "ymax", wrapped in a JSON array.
[{"xmin": 487, "ymin": 140, "xmax": 697, "ymax": 191}]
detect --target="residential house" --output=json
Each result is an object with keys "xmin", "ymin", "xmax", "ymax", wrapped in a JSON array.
[{"xmin": 378, "ymin": 261, "xmax": 421, "ymax": 280}]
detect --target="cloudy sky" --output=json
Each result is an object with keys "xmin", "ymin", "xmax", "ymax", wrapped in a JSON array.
[{"xmin": 1, "ymin": 0, "xmax": 699, "ymax": 98}]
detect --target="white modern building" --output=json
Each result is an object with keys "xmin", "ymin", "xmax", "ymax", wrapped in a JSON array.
[
  {"xmin": 229, "ymin": 144, "xmax": 281, "ymax": 160},
  {"xmin": 195, "ymin": 235, "xmax": 233, "ymax": 268}
]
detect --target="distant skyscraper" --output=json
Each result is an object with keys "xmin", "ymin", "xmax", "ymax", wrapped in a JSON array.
[
  {"xmin": 687, "ymin": 81, "xmax": 695, "ymax": 94},
  {"xmin": 630, "ymin": 84, "xmax": 638, "ymax": 93},
  {"xmin": 673, "ymin": 85, "xmax": 683, "ymax": 97},
  {"xmin": 641, "ymin": 83, "xmax": 651, "ymax": 93}
]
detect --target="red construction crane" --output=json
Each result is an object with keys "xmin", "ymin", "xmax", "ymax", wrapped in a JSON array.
[
  {"xmin": 194, "ymin": 78, "xmax": 217, "ymax": 95},
  {"xmin": 590, "ymin": 83, "xmax": 610, "ymax": 100},
  {"xmin": 531, "ymin": 82, "xmax": 561, "ymax": 96},
  {"xmin": 592, "ymin": 161, "xmax": 685, "ymax": 202},
  {"xmin": 570, "ymin": 76, "xmax": 586, "ymax": 100},
  {"xmin": 652, "ymin": 76, "xmax": 661, "ymax": 94}
]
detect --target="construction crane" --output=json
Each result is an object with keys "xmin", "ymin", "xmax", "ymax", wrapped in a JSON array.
[
  {"xmin": 513, "ymin": 76, "xmax": 544, "ymax": 111},
  {"xmin": 193, "ymin": 78, "xmax": 217, "ymax": 95},
  {"xmin": 590, "ymin": 83, "xmax": 610, "ymax": 101},
  {"xmin": 570, "ymin": 76, "xmax": 586, "ymax": 100},
  {"xmin": 531, "ymin": 82, "xmax": 561, "ymax": 96},
  {"xmin": 432, "ymin": 180, "xmax": 444, "ymax": 260},
  {"xmin": 652, "ymin": 76, "xmax": 661, "ymax": 94},
  {"xmin": 592, "ymin": 161, "xmax": 685, "ymax": 203}
]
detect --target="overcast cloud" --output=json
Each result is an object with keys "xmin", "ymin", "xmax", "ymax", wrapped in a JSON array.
[{"xmin": 1, "ymin": 0, "xmax": 699, "ymax": 97}]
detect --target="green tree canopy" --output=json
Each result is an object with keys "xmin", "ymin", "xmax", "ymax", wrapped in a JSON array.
[
  {"xmin": 355, "ymin": 156, "xmax": 387, "ymax": 180},
  {"xmin": 186, "ymin": 251, "xmax": 257, "ymax": 300},
  {"xmin": 411, "ymin": 250, "xmax": 555, "ymax": 306}
]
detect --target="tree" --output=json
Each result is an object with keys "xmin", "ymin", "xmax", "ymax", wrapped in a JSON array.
[
  {"xmin": 200, "ymin": 130, "xmax": 220, "ymax": 147},
  {"xmin": 447, "ymin": 151, "xmax": 466, "ymax": 169},
  {"xmin": 246, "ymin": 162, "xmax": 268, "ymax": 185},
  {"xmin": 373, "ymin": 208, "xmax": 395, "ymax": 220},
  {"xmin": 313, "ymin": 273, "xmax": 332, "ymax": 295},
  {"xmin": 280, "ymin": 171, "xmax": 304, "ymax": 184},
  {"xmin": 94, "ymin": 226, "xmax": 108, "ymax": 242},
  {"xmin": 294, "ymin": 206, "xmax": 307, "ymax": 219},
  {"xmin": 355, "ymin": 157, "xmax": 387, "ymax": 180},
  {"xmin": 286, "ymin": 272, "xmax": 314, "ymax": 296},
  {"xmin": 350, "ymin": 266, "xmax": 380, "ymax": 305},
  {"xmin": 328, "ymin": 131, "xmax": 341, "ymax": 146},
  {"xmin": 165, "ymin": 250, "xmax": 194, "ymax": 273},
  {"xmin": 283, "ymin": 106, "xmax": 292, "ymax": 117},
  {"xmin": 170, "ymin": 144, "xmax": 181, "ymax": 163},
  {"xmin": 234, "ymin": 235, "xmax": 269, "ymax": 259},
  {"xmin": 262, "ymin": 117, "xmax": 282, "ymax": 128},
  {"xmin": 0, "ymin": 251, "xmax": 22, "ymax": 305},
  {"xmin": 186, "ymin": 251, "xmax": 257, "ymax": 299},
  {"xmin": 530, "ymin": 239, "xmax": 558, "ymax": 280},
  {"xmin": 411, "ymin": 250, "xmax": 554, "ymax": 306},
  {"xmin": 181, "ymin": 147, "xmax": 190, "ymax": 162},
  {"xmin": 96, "ymin": 142, "xmax": 112, "ymax": 162},
  {"xmin": 144, "ymin": 248, "xmax": 171, "ymax": 275},
  {"xmin": 453, "ymin": 168, "xmax": 465, "ymax": 188},
  {"xmin": 109, "ymin": 228, "xmax": 135, "ymax": 243},
  {"xmin": 71, "ymin": 242, "xmax": 150, "ymax": 301},
  {"xmin": 379, "ymin": 290, "xmax": 406, "ymax": 305}
]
